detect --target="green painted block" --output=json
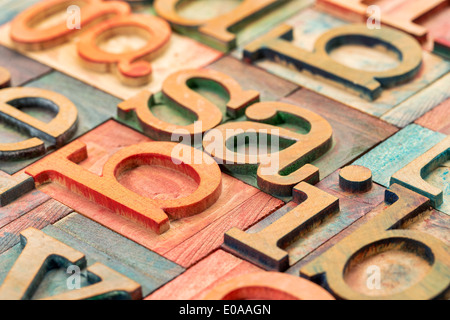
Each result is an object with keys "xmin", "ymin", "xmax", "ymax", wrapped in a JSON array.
[
  {"xmin": 0, "ymin": 213, "xmax": 184, "ymax": 299},
  {"xmin": 354, "ymin": 124, "xmax": 446, "ymax": 188}
]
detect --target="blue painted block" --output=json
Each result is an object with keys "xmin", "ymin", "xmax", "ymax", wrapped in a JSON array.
[{"xmin": 0, "ymin": 0, "xmax": 41, "ymax": 26}]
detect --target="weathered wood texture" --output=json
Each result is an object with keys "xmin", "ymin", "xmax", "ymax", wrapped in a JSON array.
[
  {"xmin": 223, "ymin": 168, "xmax": 386, "ymax": 271},
  {"xmin": 381, "ymin": 73, "xmax": 450, "ymax": 128},
  {"xmin": 207, "ymin": 56, "xmax": 299, "ymax": 102},
  {"xmin": 288, "ymin": 190, "xmax": 450, "ymax": 274},
  {"xmin": 212, "ymin": 88, "xmax": 397, "ymax": 198},
  {"xmin": 0, "ymin": 169, "xmax": 35, "ymax": 207},
  {"xmin": 203, "ymin": 100, "xmax": 332, "ymax": 198},
  {"xmin": 0, "ymin": 227, "xmax": 142, "ymax": 300},
  {"xmin": 316, "ymin": 0, "xmax": 450, "ymax": 53},
  {"xmin": 0, "ymin": 198, "xmax": 73, "ymax": 254},
  {"xmin": 281, "ymin": 89, "xmax": 398, "ymax": 180},
  {"xmin": 354, "ymin": 124, "xmax": 448, "ymax": 215},
  {"xmin": 28, "ymin": 120, "xmax": 284, "ymax": 267},
  {"xmin": 0, "ymin": 219, "xmax": 184, "ymax": 299},
  {"xmin": 147, "ymin": 250, "xmax": 263, "ymax": 300},
  {"xmin": 118, "ymin": 56, "xmax": 300, "ymax": 137},
  {"xmin": 0, "ymin": 1, "xmax": 223, "ymax": 100},
  {"xmin": 296, "ymin": 184, "xmax": 450, "ymax": 300},
  {"xmin": 0, "ymin": 184, "xmax": 49, "ymax": 229},
  {"xmin": 415, "ymin": 98, "xmax": 450, "ymax": 135},
  {"xmin": 0, "ymin": 87, "xmax": 78, "ymax": 163},
  {"xmin": 0, "ymin": 71, "xmax": 120, "ymax": 174},
  {"xmin": 154, "ymin": 0, "xmax": 314, "ymax": 52},
  {"xmin": 118, "ymin": 68, "xmax": 260, "ymax": 142},
  {"xmin": 354, "ymin": 124, "xmax": 446, "ymax": 187},
  {"xmin": 0, "ymin": 45, "xmax": 51, "ymax": 87},
  {"xmin": 244, "ymin": 23, "xmax": 423, "ymax": 101},
  {"xmin": 391, "ymin": 136, "xmax": 450, "ymax": 215},
  {"xmin": 239, "ymin": 8, "xmax": 450, "ymax": 119},
  {"xmin": 47, "ymin": 213, "xmax": 184, "ymax": 297},
  {"xmin": 203, "ymin": 272, "xmax": 335, "ymax": 300}
]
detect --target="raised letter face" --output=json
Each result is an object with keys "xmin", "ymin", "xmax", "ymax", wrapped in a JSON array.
[
  {"xmin": 77, "ymin": 14, "xmax": 171, "ymax": 86},
  {"xmin": 354, "ymin": 124, "xmax": 449, "ymax": 215},
  {"xmin": 391, "ymin": 136, "xmax": 450, "ymax": 214},
  {"xmin": 317, "ymin": 0, "xmax": 449, "ymax": 48},
  {"xmin": 301, "ymin": 184, "xmax": 450, "ymax": 300},
  {"xmin": 0, "ymin": 228, "xmax": 142, "ymax": 300},
  {"xmin": 154, "ymin": 0, "xmax": 284, "ymax": 51},
  {"xmin": 10, "ymin": 0, "xmax": 172, "ymax": 86},
  {"xmin": 203, "ymin": 101, "xmax": 333, "ymax": 196},
  {"xmin": 224, "ymin": 182, "xmax": 339, "ymax": 271},
  {"xmin": 0, "ymin": 87, "xmax": 78, "ymax": 161},
  {"xmin": 118, "ymin": 68, "xmax": 259, "ymax": 141},
  {"xmin": 26, "ymin": 140, "xmax": 222, "ymax": 234},
  {"xmin": 244, "ymin": 24, "xmax": 422, "ymax": 100},
  {"xmin": 10, "ymin": 0, "xmax": 131, "ymax": 50}
]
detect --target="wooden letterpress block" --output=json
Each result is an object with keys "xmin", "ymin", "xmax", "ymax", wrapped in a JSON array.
[
  {"xmin": 298, "ymin": 184, "xmax": 450, "ymax": 300},
  {"xmin": 0, "ymin": 45, "xmax": 50, "ymax": 87},
  {"xmin": 0, "ymin": 197, "xmax": 73, "ymax": 254},
  {"xmin": 147, "ymin": 250, "xmax": 263, "ymax": 300},
  {"xmin": 380, "ymin": 73, "xmax": 450, "ymax": 128},
  {"xmin": 0, "ymin": 170, "xmax": 34, "ymax": 207},
  {"xmin": 0, "ymin": 71, "xmax": 120, "ymax": 174},
  {"xmin": 203, "ymin": 272, "xmax": 334, "ymax": 300},
  {"xmin": 0, "ymin": 184, "xmax": 49, "ymax": 233},
  {"xmin": 222, "ymin": 166, "xmax": 386, "ymax": 271},
  {"xmin": 25, "ymin": 120, "xmax": 283, "ymax": 267},
  {"xmin": 0, "ymin": 227, "xmax": 143, "ymax": 300},
  {"xmin": 0, "ymin": 85, "xmax": 78, "ymax": 173},
  {"xmin": 203, "ymin": 89, "xmax": 397, "ymax": 198},
  {"xmin": 117, "ymin": 58, "xmax": 299, "ymax": 141},
  {"xmin": 207, "ymin": 56, "xmax": 299, "ymax": 102},
  {"xmin": 391, "ymin": 136, "xmax": 450, "ymax": 214},
  {"xmin": 154, "ymin": 0, "xmax": 314, "ymax": 52},
  {"xmin": 0, "ymin": 0, "xmax": 223, "ymax": 99},
  {"xmin": 415, "ymin": 97, "xmax": 450, "ymax": 135},
  {"xmin": 118, "ymin": 67, "xmax": 260, "ymax": 142},
  {"xmin": 354, "ymin": 124, "xmax": 449, "ymax": 214},
  {"xmin": 239, "ymin": 8, "xmax": 450, "ymax": 120},
  {"xmin": 45, "ymin": 213, "xmax": 184, "ymax": 297},
  {"xmin": 316, "ymin": 0, "xmax": 450, "ymax": 56}
]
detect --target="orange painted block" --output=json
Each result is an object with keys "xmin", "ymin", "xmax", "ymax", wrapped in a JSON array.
[
  {"xmin": 0, "ymin": 0, "xmax": 222, "ymax": 99},
  {"xmin": 10, "ymin": 0, "xmax": 172, "ymax": 86},
  {"xmin": 118, "ymin": 68, "xmax": 260, "ymax": 141}
]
